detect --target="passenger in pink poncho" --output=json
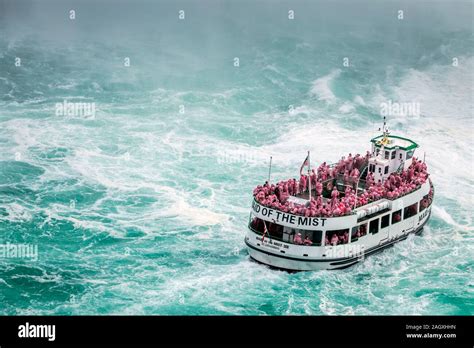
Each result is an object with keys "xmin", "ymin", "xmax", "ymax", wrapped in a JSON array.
[
  {"xmin": 351, "ymin": 168, "xmax": 360, "ymax": 181},
  {"xmin": 330, "ymin": 186, "xmax": 339, "ymax": 206},
  {"xmin": 346, "ymin": 153, "xmax": 353, "ymax": 171},
  {"xmin": 293, "ymin": 233, "xmax": 303, "ymax": 245},
  {"xmin": 292, "ymin": 180, "xmax": 297, "ymax": 193},
  {"xmin": 316, "ymin": 181, "xmax": 323, "ymax": 196},
  {"xmin": 311, "ymin": 169, "xmax": 317, "ymax": 186},
  {"xmin": 327, "ymin": 181, "xmax": 333, "ymax": 191}
]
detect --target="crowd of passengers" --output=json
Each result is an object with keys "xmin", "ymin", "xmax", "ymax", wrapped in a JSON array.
[
  {"xmin": 289, "ymin": 224, "xmax": 368, "ymax": 246},
  {"xmin": 292, "ymin": 230, "xmax": 354, "ymax": 246},
  {"xmin": 253, "ymin": 182, "xmax": 436, "ymax": 246},
  {"xmin": 253, "ymin": 153, "xmax": 430, "ymax": 218}
]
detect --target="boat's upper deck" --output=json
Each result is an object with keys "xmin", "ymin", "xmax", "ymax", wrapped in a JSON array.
[
  {"xmin": 371, "ymin": 134, "xmax": 418, "ymax": 151},
  {"xmin": 253, "ymin": 151, "xmax": 429, "ymax": 219}
]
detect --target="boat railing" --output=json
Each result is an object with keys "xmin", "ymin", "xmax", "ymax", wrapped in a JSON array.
[
  {"xmin": 253, "ymin": 170, "xmax": 429, "ymax": 216},
  {"xmin": 252, "ymin": 197, "xmax": 358, "ymax": 217}
]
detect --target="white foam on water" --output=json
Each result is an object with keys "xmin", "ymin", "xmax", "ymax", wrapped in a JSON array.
[
  {"xmin": 432, "ymin": 205, "xmax": 473, "ymax": 232},
  {"xmin": 310, "ymin": 69, "xmax": 341, "ymax": 103},
  {"xmin": 4, "ymin": 119, "xmax": 40, "ymax": 156},
  {"xmin": 338, "ymin": 102, "xmax": 355, "ymax": 113},
  {"xmin": 395, "ymin": 61, "xmax": 473, "ymax": 225},
  {"xmin": 393, "ymin": 57, "xmax": 473, "ymax": 120},
  {"xmin": 91, "ymin": 260, "xmax": 287, "ymax": 315},
  {"xmin": 155, "ymin": 192, "xmax": 229, "ymax": 227},
  {"xmin": 289, "ymin": 105, "xmax": 315, "ymax": 116},
  {"xmin": 0, "ymin": 202, "xmax": 33, "ymax": 223},
  {"xmin": 353, "ymin": 95, "xmax": 366, "ymax": 106},
  {"xmin": 263, "ymin": 119, "xmax": 373, "ymax": 170}
]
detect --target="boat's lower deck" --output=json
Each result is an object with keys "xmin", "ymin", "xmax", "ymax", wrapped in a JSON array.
[
  {"xmin": 245, "ymin": 197, "xmax": 432, "ymax": 271},
  {"xmin": 246, "ymin": 214, "xmax": 428, "ymax": 271}
]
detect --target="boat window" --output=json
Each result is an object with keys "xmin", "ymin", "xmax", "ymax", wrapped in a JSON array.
[
  {"xmin": 249, "ymin": 216, "xmax": 265, "ymax": 233},
  {"xmin": 251, "ymin": 219, "xmax": 323, "ymax": 246},
  {"xmin": 384, "ymin": 151, "xmax": 389, "ymax": 159},
  {"xmin": 357, "ymin": 205, "xmax": 391, "ymax": 223},
  {"xmin": 399, "ymin": 153, "xmax": 403, "ymax": 160},
  {"xmin": 291, "ymin": 229, "xmax": 323, "ymax": 246},
  {"xmin": 391, "ymin": 151, "xmax": 396, "ymax": 159},
  {"xmin": 350, "ymin": 227, "xmax": 358, "ymax": 242},
  {"xmin": 306, "ymin": 230, "xmax": 322, "ymax": 246},
  {"xmin": 384, "ymin": 166, "xmax": 389, "ymax": 174},
  {"xmin": 381, "ymin": 214, "xmax": 390, "ymax": 229},
  {"xmin": 267, "ymin": 222, "xmax": 284, "ymax": 239},
  {"xmin": 378, "ymin": 167, "xmax": 381, "ymax": 173},
  {"xmin": 250, "ymin": 217, "xmax": 284, "ymax": 240},
  {"xmin": 403, "ymin": 202, "xmax": 418, "ymax": 219},
  {"xmin": 282, "ymin": 226, "xmax": 296, "ymax": 242},
  {"xmin": 369, "ymin": 219, "xmax": 379, "ymax": 234},
  {"xmin": 376, "ymin": 148, "xmax": 380, "ymax": 155},
  {"xmin": 419, "ymin": 194, "xmax": 429, "ymax": 212},
  {"xmin": 406, "ymin": 150, "xmax": 414, "ymax": 160},
  {"xmin": 326, "ymin": 229, "xmax": 349, "ymax": 246},
  {"xmin": 350, "ymin": 223, "xmax": 367, "ymax": 242},
  {"xmin": 391, "ymin": 209, "xmax": 402, "ymax": 224}
]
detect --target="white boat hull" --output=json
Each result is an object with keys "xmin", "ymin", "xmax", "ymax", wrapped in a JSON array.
[
  {"xmin": 246, "ymin": 218, "xmax": 427, "ymax": 271},
  {"xmin": 245, "ymin": 191, "xmax": 432, "ymax": 271}
]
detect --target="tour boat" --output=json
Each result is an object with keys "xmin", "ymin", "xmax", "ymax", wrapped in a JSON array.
[{"xmin": 245, "ymin": 126, "xmax": 434, "ymax": 271}]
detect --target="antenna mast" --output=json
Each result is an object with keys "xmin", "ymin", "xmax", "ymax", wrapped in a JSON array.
[
  {"xmin": 378, "ymin": 116, "xmax": 390, "ymax": 147},
  {"xmin": 382, "ymin": 116, "xmax": 389, "ymax": 140}
]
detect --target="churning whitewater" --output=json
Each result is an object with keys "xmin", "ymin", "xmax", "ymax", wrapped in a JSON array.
[{"xmin": 0, "ymin": 1, "xmax": 472, "ymax": 314}]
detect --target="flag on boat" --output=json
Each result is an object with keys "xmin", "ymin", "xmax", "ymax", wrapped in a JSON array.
[
  {"xmin": 261, "ymin": 220, "xmax": 269, "ymax": 242},
  {"xmin": 300, "ymin": 153, "xmax": 310, "ymax": 175}
]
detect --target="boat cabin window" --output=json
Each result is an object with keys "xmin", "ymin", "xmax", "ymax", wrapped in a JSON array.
[
  {"xmin": 399, "ymin": 153, "xmax": 403, "ymax": 160},
  {"xmin": 391, "ymin": 151, "xmax": 396, "ymax": 159},
  {"xmin": 378, "ymin": 167, "xmax": 382, "ymax": 173},
  {"xmin": 369, "ymin": 164, "xmax": 375, "ymax": 172},
  {"xmin": 369, "ymin": 219, "xmax": 379, "ymax": 234},
  {"xmin": 384, "ymin": 166, "xmax": 389, "ymax": 174},
  {"xmin": 250, "ymin": 217, "xmax": 283, "ymax": 239},
  {"xmin": 381, "ymin": 214, "xmax": 390, "ymax": 229},
  {"xmin": 282, "ymin": 226, "xmax": 296, "ymax": 242},
  {"xmin": 419, "ymin": 194, "xmax": 429, "ymax": 212},
  {"xmin": 268, "ymin": 222, "xmax": 284, "ymax": 239},
  {"xmin": 326, "ymin": 229, "xmax": 349, "ymax": 246},
  {"xmin": 283, "ymin": 227, "xmax": 322, "ymax": 246},
  {"xmin": 350, "ymin": 223, "xmax": 367, "ymax": 242},
  {"xmin": 404, "ymin": 202, "xmax": 418, "ymax": 219},
  {"xmin": 376, "ymin": 148, "xmax": 380, "ymax": 156},
  {"xmin": 406, "ymin": 150, "xmax": 414, "ymax": 160},
  {"xmin": 391, "ymin": 209, "xmax": 402, "ymax": 224},
  {"xmin": 301, "ymin": 230, "xmax": 322, "ymax": 246},
  {"xmin": 250, "ymin": 216, "xmax": 265, "ymax": 233},
  {"xmin": 384, "ymin": 151, "xmax": 389, "ymax": 159}
]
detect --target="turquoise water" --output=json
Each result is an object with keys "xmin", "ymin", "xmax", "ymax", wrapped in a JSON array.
[{"xmin": 0, "ymin": 0, "xmax": 473, "ymax": 315}]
